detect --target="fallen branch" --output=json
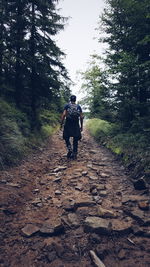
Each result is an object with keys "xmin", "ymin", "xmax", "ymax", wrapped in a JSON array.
[
  {"xmin": 127, "ymin": 238, "xmax": 135, "ymax": 245},
  {"xmin": 90, "ymin": 250, "xmax": 106, "ymax": 267}
]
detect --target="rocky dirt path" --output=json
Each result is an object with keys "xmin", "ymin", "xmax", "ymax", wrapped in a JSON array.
[{"xmin": 0, "ymin": 130, "xmax": 150, "ymax": 267}]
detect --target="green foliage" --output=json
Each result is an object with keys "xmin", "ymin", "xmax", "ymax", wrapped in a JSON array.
[
  {"xmin": 90, "ymin": 0, "xmax": 150, "ymax": 128},
  {"xmin": 0, "ymin": 99, "xmax": 61, "ymax": 168},
  {"xmin": 39, "ymin": 109, "xmax": 60, "ymax": 138},
  {"xmin": 87, "ymin": 118, "xmax": 150, "ymax": 179},
  {"xmin": 86, "ymin": 118, "xmax": 113, "ymax": 142},
  {"xmin": 80, "ymin": 55, "xmax": 113, "ymax": 121},
  {"xmin": 0, "ymin": 0, "xmax": 71, "ymax": 168},
  {"xmin": 41, "ymin": 125, "xmax": 55, "ymax": 139},
  {"xmin": 0, "ymin": 99, "xmax": 28, "ymax": 168},
  {"xmin": 80, "ymin": 0, "xmax": 150, "ymax": 129},
  {"xmin": 83, "ymin": 0, "xmax": 150, "ymax": 180},
  {"xmin": 0, "ymin": 0, "xmax": 70, "ymax": 128},
  {"xmin": 39, "ymin": 109, "xmax": 60, "ymax": 126},
  {"xmin": 107, "ymin": 132, "xmax": 150, "ymax": 178},
  {"xmin": 0, "ymin": 99, "xmax": 30, "ymax": 135}
]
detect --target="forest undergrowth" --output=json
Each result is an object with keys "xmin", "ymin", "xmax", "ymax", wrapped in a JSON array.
[
  {"xmin": 86, "ymin": 118, "xmax": 150, "ymax": 184},
  {"xmin": 0, "ymin": 98, "xmax": 59, "ymax": 169}
]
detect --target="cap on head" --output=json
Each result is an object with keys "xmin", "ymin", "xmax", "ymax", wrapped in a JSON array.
[{"xmin": 70, "ymin": 95, "xmax": 76, "ymax": 102}]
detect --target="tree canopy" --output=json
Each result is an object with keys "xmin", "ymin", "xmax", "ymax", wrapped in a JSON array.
[
  {"xmin": 81, "ymin": 0, "xmax": 150, "ymax": 130},
  {"xmin": 0, "ymin": 0, "xmax": 70, "ymax": 128}
]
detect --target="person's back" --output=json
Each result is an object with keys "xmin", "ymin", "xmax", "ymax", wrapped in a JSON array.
[
  {"xmin": 61, "ymin": 95, "xmax": 83, "ymax": 159},
  {"xmin": 66, "ymin": 102, "xmax": 80, "ymax": 122}
]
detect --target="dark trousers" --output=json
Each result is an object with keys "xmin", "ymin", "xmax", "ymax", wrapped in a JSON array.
[{"xmin": 65, "ymin": 137, "xmax": 78, "ymax": 153}]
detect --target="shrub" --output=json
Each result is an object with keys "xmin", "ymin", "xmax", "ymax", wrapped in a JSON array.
[
  {"xmin": 87, "ymin": 118, "xmax": 150, "ymax": 179},
  {"xmin": 86, "ymin": 118, "xmax": 113, "ymax": 142},
  {"xmin": 41, "ymin": 125, "xmax": 55, "ymax": 139},
  {"xmin": 0, "ymin": 99, "xmax": 28, "ymax": 168},
  {"xmin": 39, "ymin": 109, "xmax": 60, "ymax": 126},
  {"xmin": 0, "ymin": 99, "xmax": 60, "ymax": 169}
]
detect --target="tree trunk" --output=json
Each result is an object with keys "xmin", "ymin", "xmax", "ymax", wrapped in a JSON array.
[
  {"xmin": 0, "ymin": 0, "xmax": 4, "ymax": 95},
  {"xmin": 30, "ymin": 2, "xmax": 37, "ymax": 129},
  {"xmin": 139, "ymin": 86, "xmax": 148, "ymax": 117},
  {"xmin": 15, "ymin": 0, "xmax": 22, "ymax": 107}
]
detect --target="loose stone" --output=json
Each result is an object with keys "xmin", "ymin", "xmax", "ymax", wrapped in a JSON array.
[
  {"xmin": 111, "ymin": 219, "xmax": 133, "ymax": 234},
  {"xmin": 31, "ymin": 198, "xmax": 42, "ymax": 206},
  {"xmin": 1, "ymin": 180, "xmax": 7, "ymax": 184},
  {"xmin": 67, "ymin": 213, "xmax": 80, "ymax": 228},
  {"xmin": 122, "ymin": 195, "xmax": 148, "ymax": 204},
  {"xmin": 74, "ymin": 168, "xmax": 83, "ymax": 172},
  {"xmin": 89, "ymin": 176, "xmax": 98, "ymax": 181},
  {"xmin": 55, "ymin": 190, "xmax": 61, "ymax": 195},
  {"xmin": 99, "ymin": 191, "xmax": 107, "ymax": 197},
  {"xmin": 96, "ymin": 185, "xmax": 106, "ymax": 191},
  {"xmin": 39, "ymin": 181, "xmax": 46, "ymax": 185},
  {"xmin": 6, "ymin": 183, "xmax": 20, "ymax": 188},
  {"xmin": 90, "ymin": 167, "xmax": 98, "ymax": 171},
  {"xmin": 54, "ymin": 166, "xmax": 67, "ymax": 173},
  {"xmin": 90, "ymin": 150, "xmax": 97, "ymax": 154},
  {"xmin": 21, "ymin": 224, "xmax": 39, "ymax": 237},
  {"xmin": 97, "ymin": 207, "xmax": 116, "ymax": 218},
  {"xmin": 53, "ymin": 177, "xmax": 62, "ymax": 183},
  {"xmin": 84, "ymin": 217, "xmax": 111, "ymax": 234},
  {"xmin": 138, "ymin": 201, "xmax": 149, "ymax": 211},
  {"xmin": 36, "ymin": 203, "xmax": 43, "ymax": 207},
  {"xmin": 75, "ymin": 185, "xmax": 83, "ymax": 191},
  {"xmin": 75, "ymin": 197, "xmax": 95, "ymax": 208},
  {"xmin": 87, "ymin": 164, "xmax": 93, "ymax": 168},
  {"xmin": 40, "ymin": 219, "xmax": 64, "ymax": 235},
  {"xmin": 100, "ymin": 173, "xmax": 109, "ymax": 178},
  {"xmin": 82, "ymin": 171, "xmax": 88, "ymax": 176},
  {"xmin": 47, "ymin": 195, "xmax": 52, "ymax": 200},
  {"xmin": 33, "ymin": 189, "xmax": 40, "ymax": 193},
  {"xmin": 63, "ymin": 199, "xmax": 76, "ymax": 211},
  {"xmin": 124, "ymin": 208, "xmax": 149, "ymax": 224},
  {"xmin": 93, "ymin": 196, "xmax": 102, "ymax": 204},
  {"xmin": 91, "ymin": 188, "xmax": 98, "ymax": 196}
]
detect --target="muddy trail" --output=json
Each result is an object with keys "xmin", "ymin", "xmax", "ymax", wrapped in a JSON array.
[{"xmin": 0, "ymin": 129, "xmax": 150, "ymax": 267}]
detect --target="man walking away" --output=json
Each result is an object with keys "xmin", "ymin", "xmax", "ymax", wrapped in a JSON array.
[{"xmin": 60, "ymin": 95, "xmax": 83, "ymax": 159}]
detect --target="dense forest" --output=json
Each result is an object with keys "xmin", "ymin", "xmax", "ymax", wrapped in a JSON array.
[
  {"xmin": 0, "ymin": 1, "xmax": 150, "ymax": 265},
  {"xmin": 0, "ymin": 0, "xmax": 70, "ymax": 167},
  {"xmin": 0, "ymin": 0, "xmax": 149, "ymax": 180},
  {"xmin": 82, "ymin": 0, "xmax": 150, "ymax": 179}
]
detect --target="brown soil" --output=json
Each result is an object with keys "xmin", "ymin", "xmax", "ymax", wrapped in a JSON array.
[{"xmin": 0, "ymin": 130, "xmax": 150, "ymax": 267}]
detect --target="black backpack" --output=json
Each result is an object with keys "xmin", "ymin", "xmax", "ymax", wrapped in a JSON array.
[{"xmin": 67, "ymin": 103, "xmax": 80, "ymax": 121}]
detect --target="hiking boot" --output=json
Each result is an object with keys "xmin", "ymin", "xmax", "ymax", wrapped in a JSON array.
[
  {"xmin": 67, "ymin": 150, "xmax": 72, "ymax": 159},
  {"xmin": 72, "ymin": 152, "xmax": 77, "ymax": 160}
]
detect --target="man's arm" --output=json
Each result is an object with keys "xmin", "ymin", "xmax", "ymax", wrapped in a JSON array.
[
  {"xmin": 78, "ymin": 104, "xmax": 84, "ymax": 131},
  {"xmin": 60, "ymin": 110, "xmax": 67, "ymax": 129},
  {"xmin": 80, "ymin": 113, "xmax": 84, "ymax": 131}
]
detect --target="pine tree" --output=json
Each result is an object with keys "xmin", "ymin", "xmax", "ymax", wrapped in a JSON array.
[
  {"xmin": 26, "ymin": 0, "xmax": 68, "ymax": 126},
  {"xmin": 0, "ymin": 0, "xmax": 4, "ymax": 88},
  {"xmin": 0, "ymin": 0, "xmax": 10, "ymax": 97},
  {"xmin": 0, "ymin": 0, "xmax": 70, "ymax": 128},
  {"xmin": 100, "ymin": 0, "xmax": 150, "ymax": 128}
]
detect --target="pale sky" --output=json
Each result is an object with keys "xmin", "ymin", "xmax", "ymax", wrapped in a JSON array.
[{"xmin": 56, "ymin": 0, "xmax": 106, "ymax": 98}]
